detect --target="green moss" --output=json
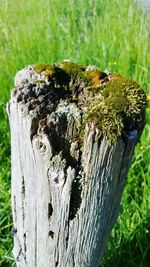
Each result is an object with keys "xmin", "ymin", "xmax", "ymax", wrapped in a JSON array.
[
  {"xmin": 58, "ymin": 61, "xmax": 86, "ymax": 78},
  {"xmin": 58, "ymin": 62, "xmax": 108, "ymax": 87},
  {"xmin": 34, "ymin": 61, "xmax": 107, "ymax": 89},
  {"xmin": 105, "ymin": 96, "xmax": 128, "ymax": 112},
  {"xmin": 84, "ymin": 69, "xmax": 108, "ymax": 86},
  {"xmin": 102, "ymin": 75, "xmax": 146, "ymax": 124},
  {"xmin": 102, "ymin": 74, "xmax": 137, "ymax": 101},
  {"xmin": 84, "ymin": 74, "xmax": 146, "ymax": 142},
  {"xmin": 33, "ymin": 63, "xmax": 70, "ymax": 86},
  {"xmin": 34, "ymin": 64, "xmax": 52, "ymax": 74},
  {"xmin": 85, "ymin": 104, "xmax": 124, "ymax": 142}
]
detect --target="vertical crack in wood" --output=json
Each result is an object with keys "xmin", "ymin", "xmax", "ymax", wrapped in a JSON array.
[
  {"xmin": 69, "ymin": 170, "xmax": 82, "ymax": 220},
  {"xmin": 68, "ymin": 112, "xmax": 83, "ymax": 221},
  {"xmin": 24, "ymin": 233, "xmax": 27, "ymax": 261},
  {"xmin": 13, "ymin": 195, "xmax": 17, "ymax": 223},
  {"xmin": 48, "ymin": 203, "xmax": 53, "ymax": 219},
  {"xmin": 22, "ymin": 175, "xmax": 25, "ymax": 197},
  {"xmin": 22, "ymin": 174, "xmax": 27, "ymax": 262}
]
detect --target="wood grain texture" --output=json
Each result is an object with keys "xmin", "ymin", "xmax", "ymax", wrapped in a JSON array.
[{"xmin": 7, "ymin": 65, "xmax": 144, "ymax": 267}]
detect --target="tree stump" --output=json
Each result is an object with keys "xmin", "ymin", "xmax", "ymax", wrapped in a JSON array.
[{"xmin": 7, "ymin": 61, "xmax": 146, "ymax": 267}]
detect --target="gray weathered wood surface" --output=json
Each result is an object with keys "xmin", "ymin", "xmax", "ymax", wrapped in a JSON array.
[{"xmin": 7, "ymin": 65, "xmax": 143, "ymax": 267}]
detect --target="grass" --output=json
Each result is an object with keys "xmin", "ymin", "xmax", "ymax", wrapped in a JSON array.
[{"xmin": 0, "ymin": 0, "xmax": 150, "ymax": 266}]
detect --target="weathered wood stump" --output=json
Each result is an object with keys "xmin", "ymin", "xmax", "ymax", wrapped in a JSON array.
[{"xmin": 7, "ymin": 61, "xmax": 146, "ymax": 267}]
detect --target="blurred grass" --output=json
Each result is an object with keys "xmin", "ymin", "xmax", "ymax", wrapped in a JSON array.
[{"xmin": 0, "ymin": 0, "xmax": 150, "ymax": 266}]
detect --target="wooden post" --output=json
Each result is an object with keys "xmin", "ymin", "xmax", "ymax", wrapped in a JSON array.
[{"xmin": 7, "ymin": 62, "xmax": 146, "ymax": 267}]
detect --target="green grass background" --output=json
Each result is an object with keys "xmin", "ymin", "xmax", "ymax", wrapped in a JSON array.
[{"xmin": 0, "ymin": 0, "xmax": 150, "ymax": 266}]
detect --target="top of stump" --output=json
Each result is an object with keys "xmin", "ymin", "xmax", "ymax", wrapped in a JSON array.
[{"xmin": 13, "ymin": 60, "xmax": 146, "ymax": 142}]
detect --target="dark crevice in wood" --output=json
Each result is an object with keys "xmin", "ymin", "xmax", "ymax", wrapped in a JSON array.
[
  {"xmin": 69, "ymin": 171, "xmax": 82, "ymax": 221},
  {"xmin": 22, "ymin": 82, "xmax": 69, "ymax": 142},
  {"xmin": 16, "ymin": 248, "xmax": 23, "ymax": 262},
  {"xmin": 48, "ymin": 203, "xmax": 53, "ymax": 219},
  {"xmin": 24, "ymin": 232, "xmax": 27, "ymax": 261},
  {"xmin": 49, "ymin": 231, "xmax": 54, "ymax": 239},
  {"xmin": 72, "ymin": 252, "xmax": 75, "ymax": 267},
  {"xmin": 44, "ymin": 112, "xmax": 81, "ymax": 170},
  {"xmin": 30, "ymin": 117, "xmax": 39, "ymax": 141},
  {"xmin": 69, "ymin": 118, "xmax": 83, "ymax": 221},
  {"xmin": 66, "ymin": 235, "xmax": 69, "ymax": 250},
  {"xmin": 22, "ymin": 175, "xmax": 25, "ymax": 197},
  {"xmin": 11, "ymin": 227, "xmax": 17, "ymax": 235}
]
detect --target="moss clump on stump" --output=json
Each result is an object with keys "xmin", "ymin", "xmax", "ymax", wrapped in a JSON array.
[{"xmin": 33, "ymin": 61, "xmax": 146, "ymax": 142}]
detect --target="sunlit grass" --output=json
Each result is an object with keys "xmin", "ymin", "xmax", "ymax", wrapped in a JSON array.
[{"xmin": 0, "ymin": 0, "xmax": 149, "ymax": 266}]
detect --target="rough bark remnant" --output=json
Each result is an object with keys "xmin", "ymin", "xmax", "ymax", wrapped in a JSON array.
[{"xmin": 7, "ymin": 61, "xmax": 146, "ymax": 267}]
